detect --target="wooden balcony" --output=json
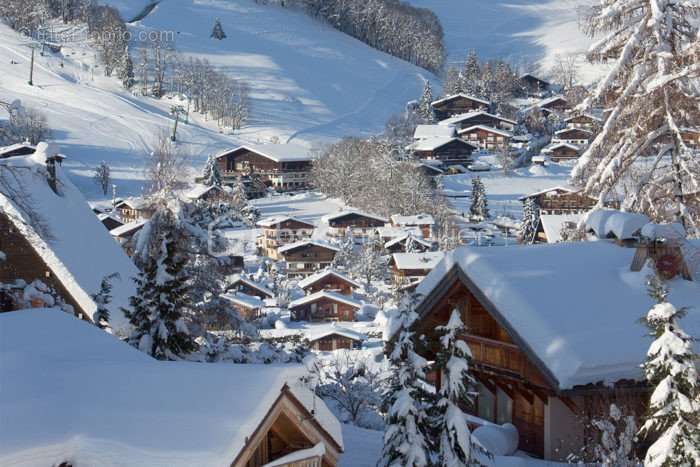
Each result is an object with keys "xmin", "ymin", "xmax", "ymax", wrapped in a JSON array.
[{"xmin": 464, "ymin": 334, "xmax": 527, "ymax": 377}]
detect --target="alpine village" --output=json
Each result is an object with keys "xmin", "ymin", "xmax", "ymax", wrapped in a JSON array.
[{"xmin": 2, "ymin": 1, "xmax": 700, "ymax": 466}]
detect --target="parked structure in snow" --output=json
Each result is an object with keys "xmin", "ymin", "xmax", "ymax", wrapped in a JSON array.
[
  {"xmin": 289, "ymin": 290, "xmax": 362, "ymax": 321},
  {"xmin": 0, "ymin": 142, "xmax": 37, "ymax": 158},
  {"xmin": 402, "ymin": 240, "xmax": 699, "ymax": 461},
  {"xmin": 279, "ymin": 241, "xmax": 338, "ymax": 277},
  {"xmin": 324, "ymin": 211, "xmax": 388, "ymax": 239},
  {"xmin": 431, "ymin": 93, "xmax": 489, "ymax": 120},
  {"xmin": 297, "ymin": 269, "xmax": 360, "ymax": 296},
  {"xmin": 214, "ymin": 144, "xmax": 314, "ymax": 191},
  {"xmin": 97, "ymin": 213, "xmax": 124, "ymax": 231},
  {"xmin": 256, "ymin": 216, "xmax": 315, "ymax": 259}
]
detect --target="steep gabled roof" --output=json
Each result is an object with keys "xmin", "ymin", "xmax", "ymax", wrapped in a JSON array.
[
  {"xmin": 288, "ymin": 290, "xmax": 362, "ymax": 309},
  {"xmin": 438, "ymin": 110, "xmax": 516, "ymax": 127},
  {"xmin": 297, "ymin": 269, "xmax": 361, "ymax": 290},
  {"xmin": 543, "ymin": 142, "xmax": 580, "ymax": 153},
  {"xmin": 517, "ymin": 185, "xmax": 580, "ymax": 201},
  {"xmin": 431, "ymin": 93, "xmax": 490, "ymax": 107},
  {"xmin": 229, "ymin": 275, "xmax": 275, "ymax": 298},
  {"xmin": 256, "ymin": 215, "xmax": 315, "ymax": 229},
  {"xmin": 215, "ymin": 143, "xmax": 313, "ymax": 163},
  {"xmin": 306, "ymin": 325, "xmax": 365, "ymax": 343},
  {"xmin": 411, "ymin": 137, "xmax": 478, "ymax": 152},
  {"xmin": 458, "ymin": 125, "xmax": 513, "ymax": 138},
  {"xmin": 323, "ymin": 210, "xmax": 388, "ymax": 224},
  {"xmin": 278, "ymin": 240, "xmax": 339, "ymax": 255}
]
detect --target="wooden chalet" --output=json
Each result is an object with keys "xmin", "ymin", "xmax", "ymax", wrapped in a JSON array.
[
  {"xmin": 413, "ymin": 124, "xmax": 456, "ymax": 141},
  {"xmin": 542, "ymin": 142, "xmax": 580, "ymax": 161},
  {"xmin": 0, "ymin": 310, "xmax": 344, "ymax": 467},
  {"xmin": 0, "ymin": 142, "xmax": 36, "ymax": 158},
  {"xmin": 458, "ymin": 125, "xmax": 512, "ymax": 151},
  {"xmin": 537, "ymin": 95, "xmax": 569, "ymax": 114},
  {"xmin": 324, "ymin": 211, "xmax": 388, "ymax": 239},
  {"xmin": 185, "ymin": 184, "xmax": 227, "ymax": 202},
  {"xmin": 564, "ymin": 114, "xmax": 602, "ymax": 131},
  {"xmin": 439, "ymin": 111, "xmax": 516, "ymax": 132},
  {"xmin": 256, "ymin": 216, "xmax": 315, "ymax": 259},
  {"xmin": 519, "ymin": 74, "xmax": 550, "ymax": 96},
  {"xmin": 214, "ymin": 144, "xmax": 313, "ymax": 192},
  {"xmin": 306, "ymin": 327, "xmax": 364, "ymax": 351},
  {"xmin": 222, "ymin": 292, "xmax": 264, "ymax": 320},
  {"xmin": 297, "ymin": 269, "xmax": 360, "ymax": 296},
  {"xmin": 390, "ymin": 251, "xmax": 444, "ymax": 284},
  {"xmin": 410, "ymin": 137, "xmax": 477, "ymax": 165},
  {"xmin": 384, "ymin": 234, "xmax": 433, "ymax": 254},
  {"xmin": 552, "ymin": 128, "xmax": 592, "ymax": 146},
  {"xmin": 431, "ymin": 93, "xmax": 489, "ymax": 121},
  {"xmin": 113, "ymin": 198, "xmax": 154, "ymax": 223},
  {"xmin": 288, "ymin": 290, "xmax": 362, "ymax": 321},
  {"xmin": 110, "ymin": 219, "xmax": 148, "ymax": 257},
  {"xmin": 518, "ymin": 187, "xmax": 597, "ymax": 215},
  {"xmin": 404, "ymin": 241, "xmax": 700, "ymax": 461},
  {"xmin": 278, "ymin": 241, "xmax": 339, "ymax": 277},
  {"xmin": 390, "ymin": 213, "xmax": 435, "ymax": 240},
  {"xmin": 97, "ymin": 213, "xmax": 124, "ymax": 231},
  {"xmin": 227, "ymin": 275, "xmax": 275, "ymax": 300},
  {"xmin": 416, "ymin": 161, "xmax": 445, "ymax": 181}
]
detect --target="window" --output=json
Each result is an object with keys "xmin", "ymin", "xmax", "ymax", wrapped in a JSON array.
[
  {"xmin": 496, "ymin": 388, "xmax": 513, "ymax": 424},
  {"xmin": 477, "ymin": 383, "xmax": 495, "ymax": 422}
]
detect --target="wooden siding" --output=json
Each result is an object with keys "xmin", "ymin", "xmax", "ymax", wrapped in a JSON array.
[
  {"xmin": 413, "ymin": 139, "xmax": 474, "ymax": 164},
  {"xmin": 216, "ymin": 148, "xmax": 312, "ymax": 191},
  {"xmin": 291, "ymin": 297, "xmax": 356, "ymax": 321},
  {"xmin": 432, "ymin": 96, "xmax": 488, "ymax": 120},
  {"xmin": 302, "ymin": 276, "xmax": 354, "ymax": 295},
  {"xmin": 310, "ymin": 334, "xmax": 360, "ymax": 351},
  {"xmin": 528, "ymin": 191, "xmax": 597, "ymax": 215},
  {"xmin": 549, "ymin": 145, "xmax": 579, "ymax": 161}
]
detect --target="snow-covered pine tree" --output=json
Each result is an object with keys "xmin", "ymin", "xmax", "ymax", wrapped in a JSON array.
[
  {"xmin": 469, "ymin": 177, "xmax": 489, "ymax": 222},
  {"xmin": 418, "ymin": 81, "xmax": 435, "ymax": 123},
  {"xmin": 378, "ymin": 293, "xmax": 432, "ymax": 467},
  {"xmin": 637, "ymin": 273, "xmax": 700, "ymax": 466},
  {"xmin": 91, "ymin": 273, "xmax": 119, "ymax": 333},
  {"xmin": 432, "ymin": 309, "xmax": 485, "ymax": 466},
  {"xmin": 117, "ymin": 45, "xmax": 134, "ymax": 89},
  {"xmin": 573, "ymin": 0, "xmax": 700, "ymax": 231},
  {"xmin": 200, "ymin": 154, "xmax": 221, "ymax": 187},
  {"xmin": 443, "ymin": 67, "xmax": 461, "ymax": 96},
  {"xmin": 123, "ymin": 210, "xmax": 198, "ymax": 360},
  {"xmin": 518, "ymin": 197, "xmax": 540, "ymax": 244},
  {"xmin": 353, "ymin": 234, "xmax": 386, "ymax": 290},
  {"xmin": 590, "ymin": 403, "xmax": 638, "ymax": 466},
  {"xmin": 331, "ymin": 227, "xmax": 356, "ymax": 271},
  {"xmin": 461, "ymin": 49, "xmax": 480, "ymax": 97},
  {"xmin": 230, "ymin": 174, "xmax": 248, "ymax": 213},
  {"xmin": 210, "ymin": 18, "xmax": 226, "ymax": 40}
]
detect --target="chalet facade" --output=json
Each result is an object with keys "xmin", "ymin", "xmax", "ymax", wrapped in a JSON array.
[
  {"xmin": 404, "ymin": 241, "xmax": 700, "ymax": 461},
  {"xmin": 542, "ymin": 142, "xmax": 580, "ymax": 161},
  {"xmin": 256, "ymin": 216, "xmax": 315, "ymax": 259},
  {"xmin": 431, "ymin": 94, "xmax": 489, "ymax": 121},
  {"xmin": 459, "ymin": 125, "xmax": 512, "ymax": 151},
  {"xmin": 324, "ymin": 211, "xmax": 388, "ymax": 239},
  {"xmin": 110, "ymin": 219, "xmax": 148, "ymax": 257},
  {"xmin": 226, "ymin": 275, "xmax": 274, "ymax": 300},
  {"xmin": 537, "ymin": 96, "xmax": 569, "ymax": 114},
  {"xmin": 681, "ymin": 128, "xmax": 700, "ymax": 148},
  {"xmin": 410, "ymin": 137, "xmax": 477, "ymax": 165},
  {"xmin": 519, "ymin": 187, "xmax": 597, "ymax": 215},
  {"xmin": 307, "ymin": 328, "xmax": 364, "ymax": 351},
  {"xmin": 114, "ymin": 198, "xmax": 154, "ymax": 223},
  {"xmin": 222, "ymin": 292, "xmax": 264, "ymax": 320},
  {"xmin": 519, "ymin": 74, "xmax": 550, "ymax": 97},
  {"xmin": 214, "ymin": 144, "xmax": 313, "ymax": 191},
  {"xmin": 440, "ymin": 111, "xmax": 516, "ymax": 132},
  {"xmin": 390, "ymin": 251, "xmax": 444, "ymax": 284},
  {"xmin": 297, "ymin": 269, "xmax": 360, "ymax": 296},
  {"xmin": 390, "ymin": 214, "xmax": 435, "ymax": 239},
  {"xmin": 564, "ymin": 114, "xmax": 601, "ymax": 131},
  {"xmin": 289, "ymin": 291, "xmax": 362, "ymax": 321},
  {"xmin": 185, "ymin": 184, "xmax": 227, "ymax": 203},
  {"xmin": 552, "ymin": 128, "xmax": 592, "ymax": 146},
  {"xmin": 279, "ymin": 241, "xmax": 338, "ymax": 277},
  {"xmin": 384, "ymin": 234, "xmax": 433, "ymax": 254}
]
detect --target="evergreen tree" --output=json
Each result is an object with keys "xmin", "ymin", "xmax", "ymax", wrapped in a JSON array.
[
  {"xmin": 91, "ymin": 273, "xmax": 119, "ymax": 333},
  {"xmin": 638, "ymin": 273, "xmax": 700, "ymax": 466},
  {"xmin": 117, "ymin": 45, "xmax": 134, "ymax": 89},
  {"xmin": 461, "ymin": 49, "xmax": 480, "ymax": 96},
  {"xmin": 590, "ymin": 404, "xmax": 638, "ymax": 466},
  {"xmin": 518, "ymin": 198, "xmax": 540, "ymax": 244},
  {"xmin": 417, "ymin": 81, "xmax": 435, "ymax": 123},
  {"xmin": 432, "ymin": 309, "xmax": 485, "ymax": 466},
  {"xmin": 574, "ymin": 0, "xmax": 700, "ymax": 229},
  {"xmin": 123, "ymin": 210, "xmax": 198, "ymax": 360},
  {"xmin": 210, "ymin": 18, "xmax": 226, "ymax": 40},
  {"xmin": 378, "ymin": 293, "xmax": 432, "ymax": 467},
  {"xmin": 230, "ymin": 174, "xmax": 248, "ymax": 212},
  {"xmin": 352, "ymin": 234, "xmax": 386, "ymax": 289},
  {"xmin": 469, "ymin": 177, "xmax": 489, "ymax": 222},
  {"xmin": 201, "ymin": 154, "xmax": 222, "ymax": 187},
  {"xmin": 443, "ymin": 67, "xmax": 461, "ymax": 96}
]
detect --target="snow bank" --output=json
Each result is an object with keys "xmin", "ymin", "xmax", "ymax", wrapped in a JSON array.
[
  {"xmin": 586, "ymin": 209, "xmax": 650, "ymax": 240},
  {"xmin": 472, "ymin": 423, "xmax": 519, "ymax": 456}
]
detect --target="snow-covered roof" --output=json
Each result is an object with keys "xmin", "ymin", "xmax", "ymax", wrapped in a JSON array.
[
  {"xmin": 390, "ymin": 213, "xmax": 435, "ymax": 226},
  {"xmin": 414, "ymin": 124, "xmax": 456, "ymax": 140},
  {"xmin": 414, "ymin": 242, "xmax": 700, "ymax": 390},
  {"xmin": 97, "ymin": 212, "xmax": 123, "ymax": 224},
  {"xmin": 431, "ymin": 93, "xmax": 490, "ymax": 107},
  {"xmin": 531, "ymin": 155, "xmax": 546, "ymax": 163},
  {"xmin": 554, "ymin": 127, "xmax": 593, "ymax": 136},
  {"xmin": 540, "ymin": 214, "xmax": 583, "ymax": 243},
  {"xmin": 0, "ymin": 309, "xmax": 343, "ymax": 464},
  {"xmin": 537, "ymin": 95, "xmax": 568, "ymax": 107},
  {"xmin": 0, "ymin": 142, "xmax": 36, "ymax": 157},
  {"xmin": 438, "ymin": 110, "xmax": 516, "ymax": 127},
  {"xmin": 222, "ymin": 292, "xmax": 264, "ymax": 309},
  {"xmin": 0, "ymin": 150, "xmax": 139, "ymax": 333},
  {"xmin": 376, "ymin": 225, "xmax": 423, "ymax": 239},
  {"xmin": 519, "ymin": 73, "xmax": 549, "ymax": 84},
  {"xmin": 215, "ymin": 143, "xmax": 313, "ymax": 163},
  {"xmin": 517, "ymin": 185, "xmax": 579, "ymax": 200},
  {"xmin": 306, "ymin": 325, "xmax": 365, "ymax": 343},
  {"xmin": 543, "ymin": 142, "xmax": 580, "ymax": 153},
  {"xmin": 114, "ymin": 197, "xmax": 149, "ymax": 210},
  {"xmin": 230, "ymin": 275, "xmax": 275, "ymax": 298},
  {"xmin": 411, "ymin": 137, "xmax": 476, "ymax": 152},
  {"xmin": 288, "ymin": 290, "xmax": 362, "ymax": 309},
  {"xmin": 263, "ymin": 443, "xmax": 325, "ymax": 467},
  {"xmin": 278, "ymin": 240, "xmax": 339, "ymax": 254},
  {"xmin": 564, "ymin": 113, "xmax": 602, "ymax": 123},
  {"xmin": 586, "ymin": 209, "xmax": 650, "ymax": 240},
  {"xmin": 185, "ymin": 184, "xmax": 221, "ymax": 200},
  {"xmin": 391, "ymin": 251, "xmax": 445, "ymax": 270},
  {"xmin": 297, "ymin": 269, "xmax": 361, "ymax": 290},
  {"xmin": 458, "ymin": 125, "xmax": 512, "ymax": 138},
  {"xmin": 109, "ymin": 219, "xmax": 149, "ymax": 237},
  {"xmin": 385, "ymin": 234, "xmax": 433, "ymax": 250},
  {"xmin": 323, "ymin": 210, "xmax": 388, "ymax": 224},
  {"xmin": 256, "ymin": 215, "xmax": 315, "ymax": 228}
]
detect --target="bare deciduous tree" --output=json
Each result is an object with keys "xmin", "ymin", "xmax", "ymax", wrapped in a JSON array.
[
  {"xmin": 93, "ymin": 161, "xmax": 111, "ymax": 196},
  {"xmin": 145, "ymin": 132, "xmax": 185, "ymax": 195}
]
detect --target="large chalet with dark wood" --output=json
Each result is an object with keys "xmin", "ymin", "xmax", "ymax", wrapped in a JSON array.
[
  {"xmin": 519, "ymin": 74, "xmax": 551, "ymax": 97},
  {"xmin": 564, "ymin": 113, "xmax": 602, "ymax": 131},
  {"xmin": 256, "ymin": 215, "xmax": 316, "ymax": 259},
  {"xmin": 226, "ymin": 275, "xmax": 275, "ymax": 300},
  {"xmin": 324, "ymin": 211, "xmax": 389, "ymax": 239},
  {"xmin": 279, "ymin": 241, "xmax": 339, "ymax": 277},
  {"xmin": 297, "ymin": 269, "xmax": 360, "ymax": 296},
  {"xmin": 439, "ymin": 111, "xmax": 516, "ymax": 132},
  {"xmin": 431, "ymin": 94, "xmax": 489, "ymax": 120},
  {"xmin": 542, "ymin": 142, "xmax": 580, "ymax": 161},
  {"xmin": 410, "ymin": 137, "xmax": 477, "ymax": 165},
  {"xmin": 518, "ymin": 186, "xmax": 598, "ymax": 215},
  {"xmin": 552, "ymin": 128, "xmax": 592, "ymax": 146},
  {"xmin": 384, "ymin": 234, "xmax": 433, "ymax": 254},
  {"xmin": 536, "ymin": 95, "xmax": 570, "ymax": 114},
  {"xmin": 458, "ymin": 125, "xmax": 512, "ymax": 151},
  {"xmin": 214, "ymin": 144, "xmax": 313, "ymax": 191},
  {"xmin": 306, "ymin": 327, "xmax": 364, "ymax": 351},
  {"xmin": 289, "ymin": 290, "xmax": 362, "ymax": 321},
  {"xmin": 403, "ymin": 238, "xmax": 700, "ymax": 461},
  {"xmin": 222, "ymin": 292, "xmax": 264, "ymax": 320}
]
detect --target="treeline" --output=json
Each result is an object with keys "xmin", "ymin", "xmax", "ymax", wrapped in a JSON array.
[{"xmin": 260, "ymin": 0, "xmax": 445, "ymax": 73}]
